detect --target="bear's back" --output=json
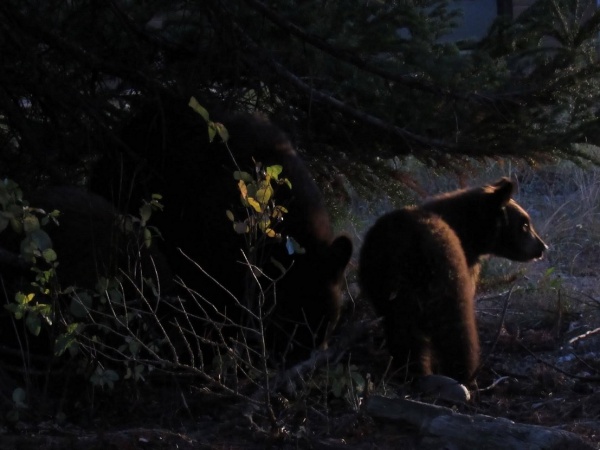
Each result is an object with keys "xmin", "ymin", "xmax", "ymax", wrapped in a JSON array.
[{"xmin": 359, "ymin": 207, "xmax": 474, "ymax": 318}]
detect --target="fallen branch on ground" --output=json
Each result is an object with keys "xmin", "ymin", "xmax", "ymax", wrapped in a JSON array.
[{"xmin": 366, "ymin": 395, "xmax": 594, "ymax": 450}]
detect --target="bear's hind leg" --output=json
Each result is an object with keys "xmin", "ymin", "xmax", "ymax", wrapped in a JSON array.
[
  {"xmin": 384, "ymin": 316, "xmax": 433, "ymax": 379},
  {"xmin": 430, "ymin": 305, "xmax": 480, "ymax": 383}
]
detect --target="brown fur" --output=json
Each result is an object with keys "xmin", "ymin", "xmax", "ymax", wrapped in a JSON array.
[
  {"xmin": 92, "ymin": 100, "xmax": 353, "ymax": 362},
  {"xmin": 359, "ymin": 178, "xmax": 546, "ymax": 382}
]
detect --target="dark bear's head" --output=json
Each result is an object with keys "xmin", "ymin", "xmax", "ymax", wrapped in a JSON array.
[
  {"xmin": 486, "ymin": 178, "xmax": 547, "ymax": 262},
  {"xmin": 422, "ymin": 177, "xmax": 547, "ymax": 265},
  {"xmin": 269, "ymin": 233, "xmax": 353, "ymax": 355}
]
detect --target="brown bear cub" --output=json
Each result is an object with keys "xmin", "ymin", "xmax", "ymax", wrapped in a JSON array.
[{"xmin": 359, "ymin": 178, "xmax": 547, "ymax": 383}]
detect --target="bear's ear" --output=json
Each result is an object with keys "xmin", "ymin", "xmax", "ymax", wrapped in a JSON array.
[
  {"xmin": 490, "ymin": 177, "xmax": 514, "ymax": 206},
  {"xmin": 327, "ymin": 235, "xmax": 353, "ymax": 278}
]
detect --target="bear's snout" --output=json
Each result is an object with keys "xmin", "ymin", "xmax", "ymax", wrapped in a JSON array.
[
  {"xmin": 522, "ymin": 228, "xmax": 548, "ymax": 261},
  {"xmin": 532, "ymin": 236, "xmax": 548, "ymax": 260}
]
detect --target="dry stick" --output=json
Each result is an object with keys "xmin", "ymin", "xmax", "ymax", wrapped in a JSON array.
[
  {"xmin": 238, "ymin": 250, "xmax": 278, "ymax": 425},
  {"xmin": 475, "ymin": 284, "xmax": 516, "ymax": 387},
  {"xmin": 474, "ymin": 280, "xmax": 600, "ymax": 383},
  {"xmin": 247, "ymin": 318, "xmax": 377, "ymax": 409},
  {"xmin": 569, "ymin": 326, "xmax": 600, "ymax": 345},
  {"xmin": 517, "ymin": 342, "xmax": 600, "ymax": 382}
]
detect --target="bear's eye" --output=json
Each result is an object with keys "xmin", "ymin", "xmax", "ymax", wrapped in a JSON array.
[{"xmin": 522, "ymin": 222, "xmax": 530, "ymax": 233}]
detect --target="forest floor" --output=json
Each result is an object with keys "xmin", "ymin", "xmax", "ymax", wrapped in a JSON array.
[{"xmin": 3, "ymin": 158, "xmax": 600, "ymax": 449}]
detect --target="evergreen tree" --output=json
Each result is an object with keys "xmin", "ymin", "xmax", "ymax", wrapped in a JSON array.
[{"xmin": 1, "ymin": 0, "xmax": 599, "ymax": 187}]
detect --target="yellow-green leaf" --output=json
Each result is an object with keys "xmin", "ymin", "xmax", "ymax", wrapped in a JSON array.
[
  {"xmin": 208, "ymin": 121, "xmax": 217, "ymax": 142},
  {"xmin": 258, "ymin": 217, "xmax": 270, "ymax": 231},
  {"xmin": 266, "ymin": 165, "xmax": 283, "ymax": 180},
  {"xmin": 247, "ymin": 197, "xmax": 262, "ymax": 213},
  {"xmin": 215, "ymin": 122, "xmax": 229, "ymax": 142},
  {"xmin": 238, "ymin": 180, "xmax": 248, "ymax": 199},
  {"xmin": 17, "ymin": 292, "xmax": 35, "ymax": 305},
  {"xmin": 188, "ymin": 97, "xmax": 210, "ymax": 123},
  {"xmin": 272, "ymin": 205, "xmax": 288, "ymax": 219},
  {"xmin": 255, "ymin": 184, "xmax": 273, "ymax": 204}
]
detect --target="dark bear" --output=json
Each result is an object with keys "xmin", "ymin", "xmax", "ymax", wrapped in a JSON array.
[
  {"xmin": 0, "ymin": 186, "xmax": 169, "ymax": 291},
  {"xmin": 0, "ymin": 185, "xmax": 170, "ymax": 378},
  {"xmin": 358, "ymin": 178, "xmax": 547, "ymax": 383},
  {"xmin": 92, "ymin": 99, "xmax": 353, "ymax": 363}
]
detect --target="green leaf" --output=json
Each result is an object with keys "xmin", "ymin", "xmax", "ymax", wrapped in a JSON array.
[
  {"xmin": 23, "ymin": 214, "xmax": 40, "ymax": 234},
  {"xmin": 188, "ymin": 97, "xmax": 210, "ymax": 122},
  {"xmin": 0, "ymin": 212, "xmax": 9, "ymax": 233},
  {"xmin": 55, "ymin": 324, "xmax": 80, "ymax": 356},
  {"xmin": 30, "ymin": 229, "xmax": 53, "ymax": 251},
  {"xmin": 91, "ymin": 368, "xmax": 119, "ymax": 389},
  {"xmin": 12, "ymin": 387, "xmax": 27, "ymax": 408},
  {"xmin": 139, "ymin": 203, "xmax": 152, "ymax": 225},
  {"xmin": 128, "ymin": 339, "xmax": 141, "ymax": 356},
  {"xmin": 9, "ymin": 216, "xmax": 22, "ymax": 234},
  {"xmin": 42, "ymin": 248, "xmax": 57, "ymax": 264},
  {"xmin": 70, "ymin": 292, "xmax": 93, "ymax": 318},
  {"xmin": 133, "ymin": 364, "xmax": 145, "ymax": 381},
  {"xmin": 270, "ymin": 257, "xmax": 287, "ymax": 276},
  {"xmin": 351, "ymin": 371, "xmax": 366, "ymax": 392},
  {"xmin": 143, "ymin": 227, "xmax": 152, "ymax": 248},
  {"xmin": 119, "ymin": 215, "xmax": 135, "ymax": 234},
  {"xmin": 233, "ymin": 221, "xmax": 249, "ymax": 234},
  {"xmin": 31, "ymin": 303, "xmax": 53, "ymax": 323},
  {"xmin": 25, "ymin": 313, "xmax": 41, "ymax": 336},
  {"xmin": 4, "ymin": 303, "xmax": 25, "ymax": 320},
  {"xmin": 233, "ymin": 171, "xmax": 254, "ymax": 183}
]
